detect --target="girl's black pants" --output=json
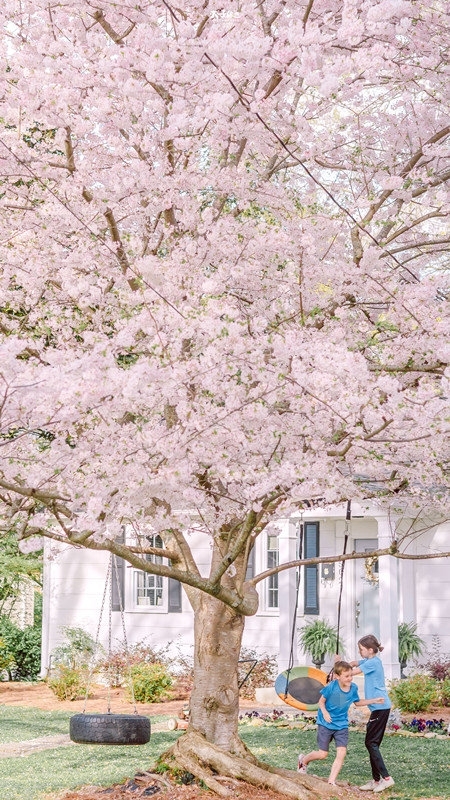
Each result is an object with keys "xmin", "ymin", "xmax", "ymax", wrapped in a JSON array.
[{"xmin": 365, "ymin": 708, "xmax": 390, "ymax": 781}]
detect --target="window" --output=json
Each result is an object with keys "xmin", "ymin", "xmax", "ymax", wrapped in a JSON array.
[
  {"xmin": 267, "ymin": 532, "xmax": 279, "ymax": 609},
  {"xmin": 135, "ymin": 535, "xmax": 164, "ymax": 607},
  {"xmin": 304, "ymin": 522, "xmax": 319, "ymax": 614},
  {"xmin": 134, "ymin": 534, "xmax": 182, "ymax": 612}
]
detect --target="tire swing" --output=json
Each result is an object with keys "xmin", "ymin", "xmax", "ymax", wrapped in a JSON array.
[
  {"xmin": 69, "ymin": 554, "xmax": 151, "ymax": 746},
  {"xmin": 275, "ymin": 506, "xmax": 350, "ymax": 711}
]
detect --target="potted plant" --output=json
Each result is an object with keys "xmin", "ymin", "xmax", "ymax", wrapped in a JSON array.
[
  {"xmin": 398, "ymin": 621, "xmax": 425, "ymax": 678},
  {"xmin": 299, "ymin": 619, "xmax": 338, "ymax": 669}
]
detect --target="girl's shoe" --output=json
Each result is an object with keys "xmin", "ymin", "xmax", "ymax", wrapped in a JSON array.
[
  {"xmin": 359, "ymin": 779, "xmax": 380, "ymax": 790},
  {"xmin": 374, "ymin": 777, "xmax": 395, "ymax": 793}
]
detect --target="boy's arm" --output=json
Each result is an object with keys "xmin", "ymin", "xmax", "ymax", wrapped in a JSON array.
[
  {"xmin": 318, "ymin": 694, "xmax": 332, "ymax": 723},
  {"xmin": 354, "ymin": 697, "xmax": 384, "ymax": 707}
]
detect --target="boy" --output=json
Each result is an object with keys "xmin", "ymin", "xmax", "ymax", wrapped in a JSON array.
[{"xmin": 297, "ymin": 660, "xmax": 384, "ymax": 786}]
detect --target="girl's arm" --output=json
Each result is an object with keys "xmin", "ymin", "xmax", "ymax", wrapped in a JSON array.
[
  {"xmin": 350, "ymin": 662, "xmax": 362, "ymax": 674},
  {"xmin": 354, "ymin": 697, "xmax": 384, "ymax": 707}
]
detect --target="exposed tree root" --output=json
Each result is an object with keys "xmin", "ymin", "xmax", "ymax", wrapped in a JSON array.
[{"xmin": 159, "ymin": 729, "xmax": 344, "ymax": 799}]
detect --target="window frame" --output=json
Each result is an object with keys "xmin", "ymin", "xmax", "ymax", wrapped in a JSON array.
[
  {"xmin": 265, "ymin": 531, "xmax": 279, "ymax": 610},
  {"xmin": 132, "ymin": 534, "xmax": 182, "ymax": 613}
]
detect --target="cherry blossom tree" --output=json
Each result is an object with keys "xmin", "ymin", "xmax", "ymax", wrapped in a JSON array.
[{"xmin": 0, "ymin": 1, "xmax": 449, "ymax": 796}]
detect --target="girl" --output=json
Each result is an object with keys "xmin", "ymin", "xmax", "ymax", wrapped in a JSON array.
[{"xmin": 350, "ymin": 635, "xmax": 394, "ymax": 793}]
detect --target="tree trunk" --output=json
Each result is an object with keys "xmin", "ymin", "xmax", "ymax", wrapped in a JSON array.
[
  {"xmin": 189, "ymin": 593, "xmax": 244, "ymax": 751},
  {"xmin": 159, "ymin": 593, "xmax": 348, "ymax": 798}
]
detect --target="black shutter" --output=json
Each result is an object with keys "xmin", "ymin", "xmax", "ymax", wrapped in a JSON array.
[
  {"xmin": 304, "ymin": 522, "xmax": 319, "ymax": 614},
  {"xmin": 111, "ymin": 555, "xmax": 125, "ymax": 611},
  {"xmin": 168, "ymin": 578, "xmax": 182, "ymax": 612}
]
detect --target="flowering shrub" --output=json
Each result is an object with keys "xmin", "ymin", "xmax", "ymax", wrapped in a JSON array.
[
  {"xmin": 98, "ymin": 640, "xmax": 172, "ymax": 687},
  {"xmin": 239, "ymin": 709, "xmax": 316, "ymax": 724},
  {"xmin": 424, "ymin": 636, "xmax": 450, "ymax": 681},
  {"xmin": 401, "ymin": 717, "xmax": 446, "ymax": 734}
]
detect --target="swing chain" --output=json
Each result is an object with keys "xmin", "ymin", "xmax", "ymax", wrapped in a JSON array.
[
  {"xmin": 82, "ymin": 557, "xmax": 112, "ymax": 714},
  {"xmin": 111, "ymin": 553, "xmax": 139, "ymax": 713},
  {"xmin": 82, "ymin": 553, "xmax": 138, "ymax": 715}
]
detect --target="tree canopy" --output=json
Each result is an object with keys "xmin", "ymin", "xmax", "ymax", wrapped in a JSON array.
[
  {"xmin": 1, "ymin": 2, "xmax": 449, "ymax": 793},
  {"xmin": 1, "ymin": 1, "xmax": 448, "ymax": 572}
]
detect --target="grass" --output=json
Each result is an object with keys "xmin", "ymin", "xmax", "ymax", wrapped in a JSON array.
[
  {"xmin": 0, "ymin": 706, "xmax": 179, "ymax": 800},
  {"xmin": 0, "ymin": 706, "xmax": 72, "ymax": 742},
  {"xmin": 240, "ymin": 724, "xmax": 450, "ymax": 799},
  {"xmin": 0, "ymin": 705, "xmax": 448, "ymax": 800}
]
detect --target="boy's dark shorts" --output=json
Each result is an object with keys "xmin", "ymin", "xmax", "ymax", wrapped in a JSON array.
[{"xmin": 317, "ymin": 724, "xmax": 349, "ymax": 750}]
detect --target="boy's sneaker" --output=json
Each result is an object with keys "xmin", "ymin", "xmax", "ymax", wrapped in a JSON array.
[
  {"xmin": 374, "ymin": 777, "xmax": 395, "ymax": 793},
  {"xmin": 359, "ymin": 779, "xmax": 380, "ymax": 791},
  {"xmin": 297, "ymin": 754, "xmax": 307, "ymax": 774}
]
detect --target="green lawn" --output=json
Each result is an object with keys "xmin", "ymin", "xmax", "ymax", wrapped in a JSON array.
[
  {"xmin": 0, "ymin": 706, "xmax": 179, "ymax": 800},
  {"xmin": 240, "ymin": 723, "xmax": 449, "ymax": 799},
  {"xmin": 0, "ymin": 706, "xmax": 72, "ymax": 742},
  {"xmin": 0, "ymin": 706, "xmax": 448, "ymax": 800}
]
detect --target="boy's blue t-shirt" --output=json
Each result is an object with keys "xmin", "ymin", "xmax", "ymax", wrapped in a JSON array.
[
  {"xmin": 358, "ymin": 655, "xmax": 391, "ymax": 710},
  {"xmin": 316, "ymin": 679, "xmax": 360, "ymax": 730}
]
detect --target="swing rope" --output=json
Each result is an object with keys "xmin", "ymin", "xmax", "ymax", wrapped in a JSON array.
[
  {"xmin": 326, "ymin": 500, "xmax": 351, "ymax": 682},
  {"xmin": 336, "ymin": 500, "xmax": 351, "ymax": 655},
  {"xmin": 281, "ymin": 502, "xmax": 352, "ymax": 697},
  {"xmin": 283, "ymin": 517, "xmax": 303, "ymax": 697}
]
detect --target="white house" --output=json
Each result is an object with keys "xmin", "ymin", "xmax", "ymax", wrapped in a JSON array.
[{"xmin": 41, "ymin": 501, "xmax": 450, "ymax": 682}]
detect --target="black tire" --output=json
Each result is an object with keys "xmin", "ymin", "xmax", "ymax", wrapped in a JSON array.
[{"xmin": 70, "ymin": 713, "xmax": 151, "ymax": 745}]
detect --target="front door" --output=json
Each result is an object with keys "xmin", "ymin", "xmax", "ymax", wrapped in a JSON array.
[{"xmin": 354, "ymin": 539, "xmax": 380, "ymax": 638}]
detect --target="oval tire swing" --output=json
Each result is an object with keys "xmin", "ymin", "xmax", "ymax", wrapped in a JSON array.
[
  {"xmin": 70, "ymin": 712, "xmax": 150, "ymax": 745},
  {"xmin": 69, "ymin": 555, "xmax": 151, "ymax": 746},
  {"xmin": 275, "ymin": 666, "xmax": 327, "ymax": 711}
]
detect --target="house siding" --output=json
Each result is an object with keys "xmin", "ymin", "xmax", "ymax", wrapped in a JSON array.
[{"xmin": 41, "ymin": 510, "xmax": 450, "ymax": 680}]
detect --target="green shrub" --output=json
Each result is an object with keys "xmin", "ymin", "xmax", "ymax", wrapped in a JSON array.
[
  {"xmin": 438, "ymin": 676, "xmax": 450, "ymax": 707},
  {"xmin": 48, "ymin": 665, "xmax": 90, "ymax": 700},
  {"xmin": 0, "ymin": 636, "xmax": 14, "ymax": 673},
  {"xmin": 390, "ymin": 673, "xmax": 439, "ymax": 713},
  {"xmin": 0, "ymin": 615, "xmax": 41, "ymax": 680},
  {"xmin": 51, "ymin": 626, "xmax": 98, "ymax": 670},
  {"xmin": 126, "ymin": 662, "xmax": 173, "ymax": 703}
]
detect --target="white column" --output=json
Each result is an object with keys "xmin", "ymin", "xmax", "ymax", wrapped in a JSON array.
[
  {"xmin": 376, "ymin": 515, "xmax": 401, "ymax": 680},
  {"xmin": 278, "ymin": 519, "xmax": 300, "ymax": 672},
  {"xmin": 40, "ymin": 539, "xmax": 54, "ymax": 677}
]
